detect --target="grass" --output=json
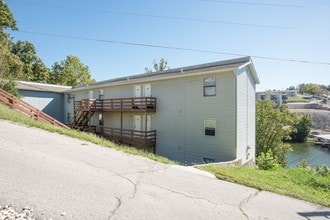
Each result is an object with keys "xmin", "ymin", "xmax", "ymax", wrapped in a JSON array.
[
  {"xmin": 0, "ymin": 103, "xmax": 177, "ymax": 165},
  {"xmin": 286, "ymin": 96, "xmax": 309, "ymax": 103},
  {"xmin": 200, "ymin": 165, "xmax": 330, "ymax": 207}
]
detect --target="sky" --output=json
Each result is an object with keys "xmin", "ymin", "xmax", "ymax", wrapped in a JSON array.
[{"xmin": 4, "ymin": 0, "xmax": 330, "ymax": 91}]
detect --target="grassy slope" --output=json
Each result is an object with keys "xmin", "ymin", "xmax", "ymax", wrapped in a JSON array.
[
  {"xmin": 201, "ymin": 166, "xmax": 330, "ymax": 207},
  {"xmin": 287, "ymin": 96, "xmax": 309, "ymax": 103},
  {"xmin": 0, "ymin": 103, "xmax": 176, "ymax": 165}
]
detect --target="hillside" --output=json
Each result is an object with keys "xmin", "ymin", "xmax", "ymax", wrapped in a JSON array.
[{"xmin": 289, "ymin": 109, "xmax": 330, "ymax": 134}]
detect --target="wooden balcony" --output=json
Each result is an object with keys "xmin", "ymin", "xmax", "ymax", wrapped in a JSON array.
[
  {"xmin": 101, "ymin": 127, "xmax": 156, "ymax": 148},
  {"xmin": 74, "ymin": 97, "xmax": 156, "ymax": 113}
]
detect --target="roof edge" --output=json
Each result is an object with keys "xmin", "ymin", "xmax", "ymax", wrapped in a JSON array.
[{"xmin": 72, "ymin": 56, "xmax": 252, "ymax": 90}]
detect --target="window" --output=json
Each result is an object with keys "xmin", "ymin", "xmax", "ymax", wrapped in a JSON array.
[
  {"xmin": 203, "ymin": 77, "xmax": 216, "ymax": 96},
  {"xmin": 99, "ymin": 89, "xmax": 104, "ymax": 99},
  {"xmin": 204, "ymin": 117, "xmax": 216, "ymax": 136}
]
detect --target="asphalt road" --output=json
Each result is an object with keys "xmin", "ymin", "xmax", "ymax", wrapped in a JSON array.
[{"xmin": 0, "ymin": 120, "xmax": 329, "ymax": 220}]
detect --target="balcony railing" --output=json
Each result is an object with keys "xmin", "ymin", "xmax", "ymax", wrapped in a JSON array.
[
  {"xmin": 102, "ymin": 127, "xmax": 156, "ymax": 148},
  {"xmin": 74, "ymin": 97, "xmax": 156, "ymax": 112}
]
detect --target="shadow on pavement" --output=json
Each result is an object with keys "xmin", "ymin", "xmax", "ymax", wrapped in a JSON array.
[{"xmin": 297, "ymin": 211, "xmax": 330, "ymax": 219}]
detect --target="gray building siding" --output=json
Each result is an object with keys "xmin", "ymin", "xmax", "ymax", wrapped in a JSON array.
[
  {"xmin": 235, "ymin": 67, "xmax": 256, "ymax": 162},
  {"xmin": 65, "ymin": 70, "xmax": 238, "ymax": 165},
  {"xmin": 19, "ymin": 90, "xmax": 65, "ymax": 123},
  {"xmin": 152, "ymin": 71, "xmax": 236, "ymax": 164},
  {"xmin": 247, "ymin": 70, "xmax": 256, "ymax": 159},
  {"xmin": 64, "ymin": 57, "xmax": 259, "ymax": 165}
]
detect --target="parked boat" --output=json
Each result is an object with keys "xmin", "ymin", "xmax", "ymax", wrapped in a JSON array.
[{"xmin": 314, "ymin": 134, "xmax": 330, "ymax": 149}]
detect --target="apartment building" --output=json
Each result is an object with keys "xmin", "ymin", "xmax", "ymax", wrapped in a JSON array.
[{"xmin": 64, "ymin": 57, "xmax": 259, "ymax": 165}]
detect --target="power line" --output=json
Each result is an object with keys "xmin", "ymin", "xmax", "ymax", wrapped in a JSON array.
[
  {"xmin": 8, "ymin": 0, "xmax": 327, "ymax": 32},
  {"xmin": 200, "ymin": 0, "xmax": 328, "ymax": 9},
  {"xmin": 17, "ymin": 30, "xmax": 330, "ymax": 66}
]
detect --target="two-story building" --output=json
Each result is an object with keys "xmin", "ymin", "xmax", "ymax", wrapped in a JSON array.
[{"xmin": 64, "ymin": 56, "xmax": 259, "ymax": 165}]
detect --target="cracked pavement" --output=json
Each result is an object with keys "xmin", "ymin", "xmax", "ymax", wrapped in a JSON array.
[{"xmin": 0, "ymin": 120, "xmax": 329, "ymax": 220}]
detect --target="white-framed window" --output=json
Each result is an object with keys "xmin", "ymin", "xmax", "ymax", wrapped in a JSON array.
[
  {"xmin": 203, "ymin": 77, "xmax": 216, "ymax": 96},
  {"xmin": 99, "ymin": 89, "xmax": 104, "ymax": 99},
  {"xmin": 204, "ymin": 117, "xmax": 216, "ymax": 136}
]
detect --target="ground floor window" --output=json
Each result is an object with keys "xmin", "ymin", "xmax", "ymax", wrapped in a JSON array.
[{"xmin": 204, "ymin": 117, "xmax": 216, "ymax": 136}]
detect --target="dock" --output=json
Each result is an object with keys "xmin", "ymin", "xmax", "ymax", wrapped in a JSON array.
[{"xmin": 314, "ymin": 134, "xmax": 330, "ymax": 149}]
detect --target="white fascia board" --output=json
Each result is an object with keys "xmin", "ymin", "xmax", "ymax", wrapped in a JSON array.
[{"xmin": 237, "ymin": 61, "xmax": 260, "ymax": 84}]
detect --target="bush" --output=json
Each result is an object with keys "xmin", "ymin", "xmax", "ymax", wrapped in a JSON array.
[
  {"xmin": 315, "ymin": 166, "xmax": 330, "ymax": 176},
  {"xmin": 299, "ymin": 159, "xmax": 310, "ymax": 169},
  {"xmin": 290, "ymin": 114, "xmax": 312, "ymax": 143},
  {"xmin": 256, "ymin": 150, "xmax": 280, "ymax": 170},
  {"xmin": 0, "ymin": 80, "xmax": 19, "ymax": 96}
]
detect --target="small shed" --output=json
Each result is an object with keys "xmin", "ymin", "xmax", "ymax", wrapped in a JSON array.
[{"xmin": 16, "ymin": 81, "xmax": 71, "ymax": 123}]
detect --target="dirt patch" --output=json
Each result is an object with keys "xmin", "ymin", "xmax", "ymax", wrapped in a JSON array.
[{"xmin": 289, "ymin": 109, "xmax": 330, "ymax": 134}]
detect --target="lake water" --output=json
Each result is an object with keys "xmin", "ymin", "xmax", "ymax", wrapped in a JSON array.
[{"xmin": 286, "ymin": 142, "xmax": 330, "ymax": 168}]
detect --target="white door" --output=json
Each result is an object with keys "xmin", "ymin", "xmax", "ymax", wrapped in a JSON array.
[
  {"xmin": 89, "ymin": 90, "xmax": 93, "ymax": 99},
  {"xmin": 134, "ymin": 85, "xmax": 141, "ymax": 97},
  {"xmin": 133, "ymin": 115, "xmax": 142, "ymax": 131},
  {"xmin": 143, "ymin": 84, "xmax": 151, "ymax": 97},
  {"xmin": 143, "ymin": 115, "xmax": 151, "ymax": 131}
]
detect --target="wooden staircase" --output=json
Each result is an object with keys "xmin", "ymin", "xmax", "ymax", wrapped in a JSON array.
[
  {"xmin": 0, "ymin": 88, "xmax": 69, "ymax": 129},
  {"xmin": 71, "ymin": 99, "xmax": 96, "ymax": 132}
]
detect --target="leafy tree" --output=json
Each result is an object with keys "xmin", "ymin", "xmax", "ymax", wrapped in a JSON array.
[
  {"xmin": 290, "ymin": 114, "xmax": 312, "ymax": 143},
  {"xmin": 145, "ymin": 58, "xmax": 169, "ymax": 73},
  {"xmin": 0, "ymin": 0, "xmax": 17, "ymax": 31},
  {"xmin": 256, "ymin": 100, "xmax": 294, "ymax": 166},
  {"xmin": 0, "ymin": 0, "xmax": 22, "ymax": 95},
  {"xmin": 31, "ymin": 58, "xmax": 51, "ymax": 83},
  {"xmin": 298, "ymin": 83, "xmax": 327, "ymax": 97},
  {"xmin": 0, "ymin": 42, "xmax": 23, "ymax": 94},
  {"xmin": 287, "ymin": 86, "xmax": 296, "ymax": 90},
  {"xmin": 51, "ymin": 55, "xmax": 94, "ymax": 86},
  {"xmin": 10, "ymin": 40, "xmax": 50, "ymax": 82}
]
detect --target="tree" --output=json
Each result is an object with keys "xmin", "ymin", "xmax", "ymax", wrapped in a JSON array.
[
  {"xmin": 0, "ymin": 42, "xmax": 23, "ymax": 95},
  {"xmin": 0, "ymin": 0, "xmax": 22, "ymax": 95},
  {"xmin": 10, "ymin": 40, "xmax": 50, "ymax": 82},
  {"xmin": 31, "ymin": 58, "xmax": 51, "ymax": 83},
  {"xmin": 0, "ymin": 0, "xmax": 17, "ymax": 31},
  {"xmin": 287, "ymin": 86, "xmax": 296, "ymax": 90},
  {"xmin": 290, "ymin": 114, "xmax": 312, "ymax": 143},
  {"xmin": 0, "ymin": 0, "xmax": 17, "ymax": 43},
  {"xmin": 256, "ymin": 100, "xmax": 294, "ymax": 166},
  {"xmin": 298, "ymin": 83, "xmax": 327, "ymax": 97},
  {"xmin": 51, "ymin": 55, "xmax": 94, "ymax": 86},
  {"xmin": 144, "ymin": 58, "xmax": 169, "ymax": 73}
]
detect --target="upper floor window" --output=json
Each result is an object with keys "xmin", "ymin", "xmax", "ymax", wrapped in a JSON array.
[{"xmin": 203, "ymin": 77, "xmax": 216, "ymax": 96}]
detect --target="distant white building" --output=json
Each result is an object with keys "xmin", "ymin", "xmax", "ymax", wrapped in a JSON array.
[{"xmin": 256, "ymin": 90, "xmax": 298, "ymax": 106}]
